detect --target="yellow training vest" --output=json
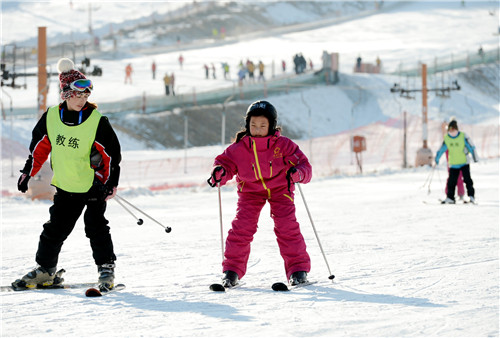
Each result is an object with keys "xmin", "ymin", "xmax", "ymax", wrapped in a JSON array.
[
  {"xmin": 46, "ymin": 105, "xmax": 102, "ymax": 193},
  {"xmin": 444, "ymin": 132, "xmax": 467, "ymax": 166}
]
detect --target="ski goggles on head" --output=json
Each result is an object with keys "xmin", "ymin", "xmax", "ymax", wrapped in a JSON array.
[{"xmin": 69, "ymin": 79, "xmax": 93, "ymax": 92}]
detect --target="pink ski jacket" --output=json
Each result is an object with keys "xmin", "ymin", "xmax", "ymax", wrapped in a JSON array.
[{"xmin": 214, "ymin": 131, "xmax": 312, "ymax": 198}]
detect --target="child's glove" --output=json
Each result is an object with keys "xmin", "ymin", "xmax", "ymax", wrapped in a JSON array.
[
  {"xmin": 207, "ymin": 166, "xmax": 225, "ymax": 187},
  {"xmin": 286, "ymin": 167, "xmax": 303, "ymax": 193},
  {"xmin": 17, "ymin": 173, "xmax": 30, "ymax": 193},
  {"xmin": 286, "ymin": 167, "xmax": 303, "ymax": 183}
]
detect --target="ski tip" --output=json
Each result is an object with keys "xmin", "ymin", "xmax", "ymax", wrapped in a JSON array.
[
  {"xmin": 272, "ymin": 282, "xmax": 289, "ymax": 291},
  {"xmin": 85, "ymin": 283, "xmax": 125, "ymax": 297},
  {"xmin": 209, "ymin": 283, "xmax": 225, "ymax": 292},
  {"xmin": 85, "ymin": 288, "xmax": 102, "ymax": 297}
]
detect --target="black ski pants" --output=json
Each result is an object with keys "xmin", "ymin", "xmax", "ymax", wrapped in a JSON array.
[
  {"xmin": 35, "ymin": 186, "xmax": 116, "ymax": 269},
  {"xmin": 446, "ymin": 164, "xmax": 475, "ymax": 200}
]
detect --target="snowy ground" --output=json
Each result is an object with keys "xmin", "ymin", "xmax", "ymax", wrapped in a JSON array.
[
  {"xmin": 1, "ymin": 1, "xmax": 499, "ymax": 337},
  {"xmin": 1, "ymin": 159, "xmax": 498, "ymax": 337}
]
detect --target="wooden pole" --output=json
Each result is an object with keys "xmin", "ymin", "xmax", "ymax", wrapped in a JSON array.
[
  {"xmin": 422, "ymin": 63, "xmax": 428, "ymax": 148},
  {"xmin": 414, "ymin": 63, "xmax": 433, "ymax": 166},
  {"xmin": 37, "ymin": 27, "xmax": 47, "ymax": 118}
]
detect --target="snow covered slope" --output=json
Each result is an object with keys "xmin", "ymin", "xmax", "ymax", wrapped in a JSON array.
[
  {"xmin": 1, "ymin": 1, "xmax": 498, "ymax": 337},
  {"xmin": 1, "ymin": 160, "xmax": 498, "ymax": 336}
]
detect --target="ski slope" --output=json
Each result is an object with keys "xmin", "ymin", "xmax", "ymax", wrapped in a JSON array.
[
  {"xmin": 1, "ymin": 1, "xmax": 499, "ymax": 337},
  {"xmin": 1, "ymin": 160, "xmax": 498, "ymax": 336}
]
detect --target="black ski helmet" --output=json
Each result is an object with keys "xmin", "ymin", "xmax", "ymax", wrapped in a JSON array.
[
  {"xmin": 448, "ymin": 120, "xmax": 458, "ymax": 131},
  {"xmin": 245, "ymin": 100, "xmax": 278, "ymax": 133}
]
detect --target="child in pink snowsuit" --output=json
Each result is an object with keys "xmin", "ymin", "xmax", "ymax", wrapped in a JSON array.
[{"xmin": 208, "ymin": 100, "xmax": 312, "ymax": 287}]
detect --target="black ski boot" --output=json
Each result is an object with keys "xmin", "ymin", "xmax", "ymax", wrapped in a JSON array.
[
  {"xmin": 289, "ymin": 271, "xmax": 308, "ymax": 286},
  {"xmin": 222, "ymin": 270, "xmax": 239, "ymax": 288},
  {"xmin": 97, "ymin": 263, "xmax": 115, "ymax": 289}
]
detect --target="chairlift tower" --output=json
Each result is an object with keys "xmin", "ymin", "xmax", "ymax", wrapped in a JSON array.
[{"xmin": 390, "ymin": 63, "xmax": 461, "ymax": 167}]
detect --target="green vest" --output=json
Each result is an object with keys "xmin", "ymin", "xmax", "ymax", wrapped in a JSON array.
[
  {"xmin": 444, "ymin": 132, "xmax": 467, "ymax": 166},
  {"xmin": 46, "ymin": 105, "xmax": 102, "ymax": 192}
]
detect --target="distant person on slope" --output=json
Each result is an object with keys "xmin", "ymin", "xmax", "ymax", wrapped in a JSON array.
[
  {"xmin": 435, "ymin": 120, "xmax": 478, "ymax": 204},
  {"xmin": 125, "ymin": 63, "xmax": 133, "ymax": 84},
  {"xmin": 207, "ymin": 100, "xmax": 312, "ymax": 288},
  {"xmin": 163, "ymin": 73, "xmax": 171, "ymax": 96},
  {"xmin": 13, "ymin": 58, "xmax": 122, "ymax": 290},
  {"xmin": 441, "ymin": 118, "xmax": 465, "ymax": 201}
]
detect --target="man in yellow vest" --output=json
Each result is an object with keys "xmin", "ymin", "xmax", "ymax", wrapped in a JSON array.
[
  {"xmin": 13, "ymin": 58, "xmax": 121, "ymax": 290},
  {"xmin": 435, "ymin": 120, "xmax": 478, "ymax": 204}
]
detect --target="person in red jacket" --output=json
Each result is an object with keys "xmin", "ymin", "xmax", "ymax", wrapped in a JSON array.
[
  {"xmin": 13, "ymin": 58, "xmax": 121, "ymax": 290},
  {"xmin": 208, "ymin": 100, "xmax": 312, "ymax": 287}
]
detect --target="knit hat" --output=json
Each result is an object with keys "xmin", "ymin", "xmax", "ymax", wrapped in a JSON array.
[
  {"xmin": 448, "ymin": 120, "xmax": 458, "ymax": 131},
  {"xmin": 57, "ymin": 58, "xmax": 88, "ymax": 100},
  {"xmin": 245, "ymin": 100, "xmax": 278, "ymax": 134}
]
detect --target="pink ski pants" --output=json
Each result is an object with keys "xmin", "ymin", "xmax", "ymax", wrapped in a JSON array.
[{"xmin": 222, "ymin": 187, "xmax": 311, "ymax": 280}]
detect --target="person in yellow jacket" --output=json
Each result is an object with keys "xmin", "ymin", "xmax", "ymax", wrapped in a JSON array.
[
  {"xmin": 13, "ymin": 58, "xmax": 121, "ymax": 290},
  {"xmin": 435, "ymin": 120, "xmax": 478, "ymax": 204},
  {"xmin": 163, "ymin": 73, "xmax": 171, "ymax": 96},
  {"xmin": 258, "ymin": 60, "xmax": 265, "ymax": 82}
]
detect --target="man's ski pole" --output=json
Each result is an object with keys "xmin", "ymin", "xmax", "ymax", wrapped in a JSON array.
[
  {"xmin": 296, "ymin": 183, "xmax": 335, "ymax": 281},
  {"xmin": 115, "ymin": 195, "xmax": 171, "ymax": 233},
  {"xmin": 114, "ymin": 197, "xmax": 144, "ymax": 225}
]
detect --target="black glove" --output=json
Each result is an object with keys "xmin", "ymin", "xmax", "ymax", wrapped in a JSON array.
[
  {"xmin": 286, "ymin": 167, "xmax": 298, "ymax": 193},
  {"xmin": 103, "ymin": 184, "xmax": 116, "ymax": 200},
  {"xmin": 17, "ymin": 173, "xmax": 30, "ymax": 193},
  {"xmin": 207, "ymin": 166, "xmax": 225, "ymax": 187},
  {"xmin": 90, "ymin": 179, "xmax": 114, "ymax": 201}
]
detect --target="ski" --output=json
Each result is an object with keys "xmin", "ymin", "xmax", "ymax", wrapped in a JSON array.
[
  {"xmin": 209, "ymin": 282, "xmax": 243, "ymax": 292},
  {"xmin": 85, "ymin": 283, "xmax": 126, "ymax": 297},
  {"xmin": 6, "ymin": 268, "xmax": 70, "ymax": 292},
  {"xmin": 422, "ymin": 199, "xmax": 477, "ymax": 205},
  {"xmin": 2, "ymin": 282, "xmax": 96, "ymax": 292},
  {"xmin": 209, "ymin": 283, "xmax": 226, "ymax": 292},
  {"xmin": 272, "ymin": 281, "xmax": 317, "ymax": 292}
]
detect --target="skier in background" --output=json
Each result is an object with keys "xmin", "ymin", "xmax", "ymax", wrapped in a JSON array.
[
  {"xmin": 237, "ymin": 67, "xmax": 246, "ymax": 86},
  {"xmin": 442, "ymin": 118, "xmax": 465, "ymax": 200},
  {"xmin": 258, "ymin": 60, "xmax": 265, "ymax": 82},
  {"xmin": 435, "ymin": 119, "xmax": 478, "ymax": 204},
  {"xmin": 207, "ymin": 100, "xmax": 312, "ymax": 288},
  {"xmin": 356, "ymin": 56, "xmax": 362, "ymax": 72},
  {"xmin": 124, "ymin": 63, "xmax": 133, "ymax": 84},
  {"xmin": 211, "ymin": 63, "xmax": 216, "ymax": 79},
  {"xmin": 178, "ymin": 54, "xmax": 184, "ymax": 69},
  {"xmin": 163, "ymin": 73, "xmax": 171, "ymax": 96},
  {"xmin": 204, "ymin": 64, "xmax": 209, "ymax": 79},
  {"xmin": 247, "ymin": 60, "xmax": 256, "ymax": 83},
  {"xmin": 170, "ymin": 72, "xmax": 176, "ymax": 96},
  {"xmin": 13, "ymin": 58, "xmax": 121, "ymax": 290},
  {"xmin": 151, "ymin": 60, "xmax": 157, "ymax": 80},
  {"xmin": 222, "ymin": 62, "xmax": 230, "ymax": 79}
]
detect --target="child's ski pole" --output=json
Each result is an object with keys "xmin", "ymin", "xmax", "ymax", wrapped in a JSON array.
[
  {"xmin": 217, "ymin": 183, "xmax": 225, "ymax": 262},
  {"xmin": 296, "ymin": 183, "xmax": 335, "ymax": 281}
]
